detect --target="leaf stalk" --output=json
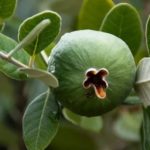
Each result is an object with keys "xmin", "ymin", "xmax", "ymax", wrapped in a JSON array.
[
  {"xmin": 7, "ymin": 19, "xmax": 51, "ymax": 58},
  {"xmin": 0, "ymin": 51, "xmax": 28, "ymax": 68}
]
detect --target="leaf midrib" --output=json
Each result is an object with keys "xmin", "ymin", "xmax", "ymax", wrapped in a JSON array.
[
  {"xmin": 116, "ymin": 11, "xmax": 124, "ymax": 38},
  {"xmin": 35, "ymin": 90, "xmax": 50, "ymax": 150}
]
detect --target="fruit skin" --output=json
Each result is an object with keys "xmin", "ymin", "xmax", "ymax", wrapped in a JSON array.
[{"xmin": 48, "ymin": 30, "xmax": 136, "ymax": 116}]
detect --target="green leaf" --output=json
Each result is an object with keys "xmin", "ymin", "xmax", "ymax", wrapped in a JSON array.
[
  {"xmin": 0, "ymin": 33, "xmax": 29, "ymax": 80},
  {"xmin": 18, "ymin": 11, "xmax": 61, "ymax": 55},
  {"xmin": 0, "ymin": 0, "xmax": 16, "ymax": 20},
  {"xmin": 100, "ymin": 3, "xmax": 142, "ymax": 55},
  {"xmin": 19, "ymin": 68, "xmax": 59, "ymax": 88},
  {"xmin": 146, "ymin": 16, "xmax": 150, "ymax": 55},
  {"xmin": 135, "ymin": 57, "xmax": 150, "ymax": 107},
  {"xmin": 63, "ymin": 108, "xmax": 103, "ymax": 132},
  {"xmin": 35, "ymin": 54, "xmax": 47, "ymax": 70},
  {"xmin": 141, "ymin": 107, "xmax": 150, "ymax": 150},
  {"xmin": 124, "ymin": 96, "xmax": 142, "ymax": 105},
  {"xmin": 135, "ymin": 48, "xmax": 148, "ymax": 64},
  {"xmin": 78, "ymin": 0, "xmax": 114, "ymax": 30},
  {"xmin": 35, "ymin": 43, "xmax": 55, "ymax": 70},
  {"xmin": 23, "ymin": 89, "xmax": 60, "ymax": 150},
  {"xmin": 123, "ymin": 89, "xmax": 142, "ymax": 105}
]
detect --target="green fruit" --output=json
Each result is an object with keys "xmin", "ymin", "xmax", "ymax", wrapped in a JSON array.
[{"xmin": 48, "ymin": 30, "xmax": 136, "ymax": 116}]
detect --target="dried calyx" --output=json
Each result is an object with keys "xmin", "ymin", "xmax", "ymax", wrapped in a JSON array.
[{"xmin": 83, "ymin": 68, "xmax": 109, "ymax": 99}]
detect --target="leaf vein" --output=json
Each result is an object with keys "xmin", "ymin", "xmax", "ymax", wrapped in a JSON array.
[{"xmin": 35, "ymin": 90, "xmax": 50, "ymax": 150}]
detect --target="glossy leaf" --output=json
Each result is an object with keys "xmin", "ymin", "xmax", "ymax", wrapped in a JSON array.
[
  {"xmin": 19, "ymin": 68, "xmax": 59, "ymax": 88},
  {"xmin": 135, "ymin": 57, "xmax": 150, "ymax": 107},
  {"xmin": 141, "ymin": 107, "xmax": 150, "ymax": 150},
  {"xmin": 63, "ymin": 108, "xmax": 103, "ymax": 132},
  {"xmin": 0, "ymin": 33, "xmax": 29, "ymax": 80},
  {"xmin": 146, "ymin": 16, "xmax": 150, "ymax": 55},
  {"xmin": 100, "ymin": 3, "xmax": 142, "ymax": 55},
  {"xmin": 18, "ymin": 11, "xmax": 61, "ymax": 55},
  {"xmin": 0, "ymin": 0, "xmax": 16, "ymax": 20},
  {"xmin": 78, "ymin": 0, "xmax": 114, "ymax": 30},
  {"xmin": 23, "ymin": 90, "xmax": 60, "ymax": 150}
]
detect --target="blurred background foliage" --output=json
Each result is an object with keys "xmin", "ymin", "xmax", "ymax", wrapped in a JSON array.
[{"xmin": 0, "ymin": 0, "xmax": 150, "ymax": 150}]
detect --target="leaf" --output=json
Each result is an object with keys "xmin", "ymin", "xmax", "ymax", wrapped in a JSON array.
[
  {"xmin": 0, "ymin": 33, "xmax": 29, "ymax": 80},
  {"xmin": 135, "ymin": 48, "xmax": 148, "ymax": 65},
  {"xmin": 141, "ymin": 107, "xmax": 150, "ymax": 150},
  {"xmin": 135, "ymin": 57, "xmax": 150, "ymax": 107},
  {"xmin": 50, "ymin": 0, "xmax": 83, "ymax": 16},
  {"xmin": 18, "ymin": 11, "xmax": 61, "ymax": 55},
  {"xmin": 35, "ymin": 43, "xmax": 55, "ymax": 70},
  {"xmin": 19, "ymin": 68, "xmax": 59, "ymax": 88},
  {"xmin": 63, "ymin": 108, "xmax": 103, "ymax": 132},
  {"xmin": 114, "ymin": 111, "xmax": 142, "ymax": 141},
  {"xmin": 0, "ymin": 0, "xmax": 16, "ymax": 20},
  {"xmin": 34, "ymin": 54, "xmax": 48, "ymax": 70},
  {"xmin": 123, "ymin": 89, "xmax": 142, "ymax": 105},
  {"xmin": 100, "ymin": 3, "xmax": 143, "ymax": 55},
  {"xmin": 146, "ymin": 16, "xmax": 150, "ymax": 55},
  {"xmin": 124, "ymin": 96, "xmax": 142, "ymax": 105},
  {"xmin": 50, "ymin": 0, "xmax": 83, "ymax": 34},
  {"xmin": 78, "ymin": 0, "xmax": 114, "ymax": 30},
  {"xmin": 23, "ymin": 90, "xmax": 60, "ymax": 150}
]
